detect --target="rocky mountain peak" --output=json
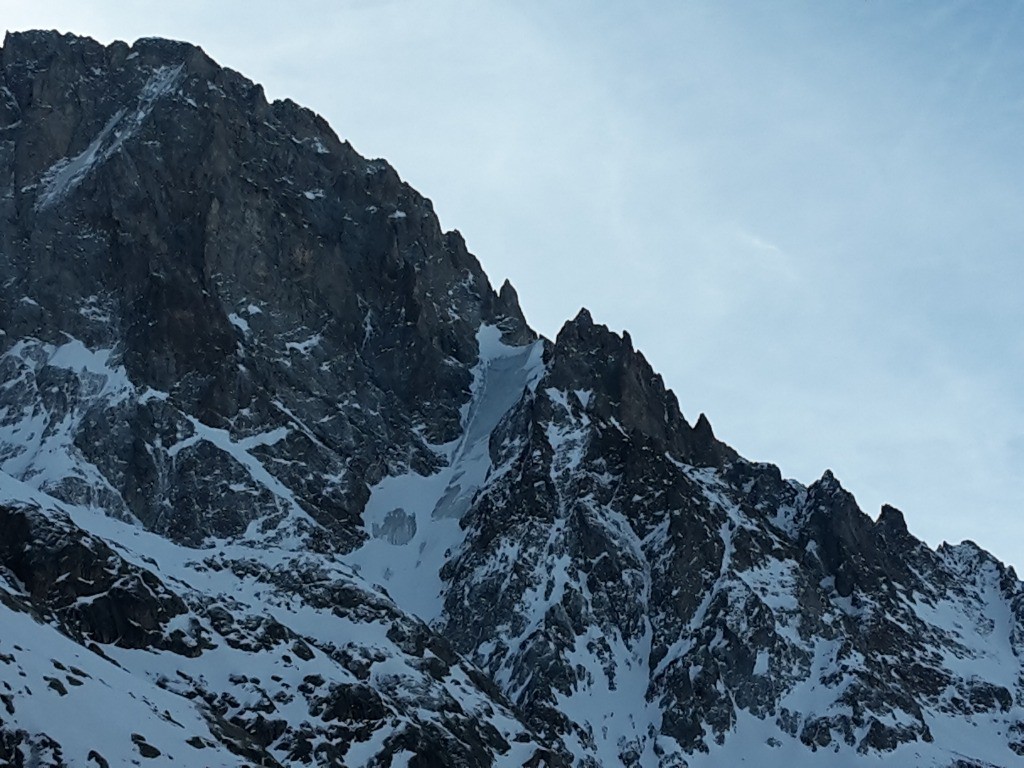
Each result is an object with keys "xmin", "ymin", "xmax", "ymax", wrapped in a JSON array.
[
  {"xmin": 0, "ymin": 29, "xmax": 536, "ymax": 545},
  {"xmin": 548, "ymin": 307, "xmax": 730, "ymax": 466},
  {"xmin": 1, "ymin": 30, "xmax": 1022, "ymax": 768},
  {"xmin": 876, "ymin": 502, "xmax": 909, "ymax": 536}
]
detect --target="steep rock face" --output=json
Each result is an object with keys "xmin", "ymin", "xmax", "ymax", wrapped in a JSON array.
[
  {"xmin": 0, "ymin": 30, "xmax": 529, "ymax": 547},
  {"xmin": 1, "ymin": 30, "xmax": 1024, "ymax": 768}
]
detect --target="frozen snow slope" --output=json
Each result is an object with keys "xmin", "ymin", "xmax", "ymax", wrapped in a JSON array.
[
  {"xmin": 2, "ymin": 30, "xmax": 1024, "ymax": 768},
  {"xmin": 348, "ymin": 325, "xmax": 544, "ymax": 622}
]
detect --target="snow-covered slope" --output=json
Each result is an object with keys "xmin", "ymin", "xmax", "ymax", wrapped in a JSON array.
[
  {"xmin": 347, "ymin": 325, "xmax": 544, "ymax": 622},
  {"xmin": 2, "ymin": 30, "xmax": 1023, "ymax": 768},
  {"xmin": 0, "ymin": 472, "xmax": 555, "ymax": 767}
]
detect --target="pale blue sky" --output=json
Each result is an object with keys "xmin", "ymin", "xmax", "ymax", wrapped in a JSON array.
[{"xmin": 3, "ymin": 1, "xmax": 1023, "ymax": 568}]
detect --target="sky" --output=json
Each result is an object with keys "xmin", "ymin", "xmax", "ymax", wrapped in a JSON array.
[{"xmin": 3, "ymin": 1, "xmax": 1023, "ymax": 569}]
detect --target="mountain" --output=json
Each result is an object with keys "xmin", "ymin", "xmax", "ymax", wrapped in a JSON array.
[{"xmin": 0, "ymin": 30, "xmax": 1022, "ymax": 768}]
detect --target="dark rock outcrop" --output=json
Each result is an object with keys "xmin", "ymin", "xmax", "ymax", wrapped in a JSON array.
[{"xmin": 0, "ymin": 503, "xmax": 195, "ymax": 653}]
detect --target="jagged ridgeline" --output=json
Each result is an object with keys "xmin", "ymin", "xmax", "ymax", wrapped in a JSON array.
[{"xmin": 0, "ymin": 30, "xmax": 1022, "ymax": 768}]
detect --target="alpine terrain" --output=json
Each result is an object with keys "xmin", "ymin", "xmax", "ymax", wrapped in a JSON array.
[{"xmin": 1, "ymin": 30, "xmax": 1023, "ymax": 768}]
